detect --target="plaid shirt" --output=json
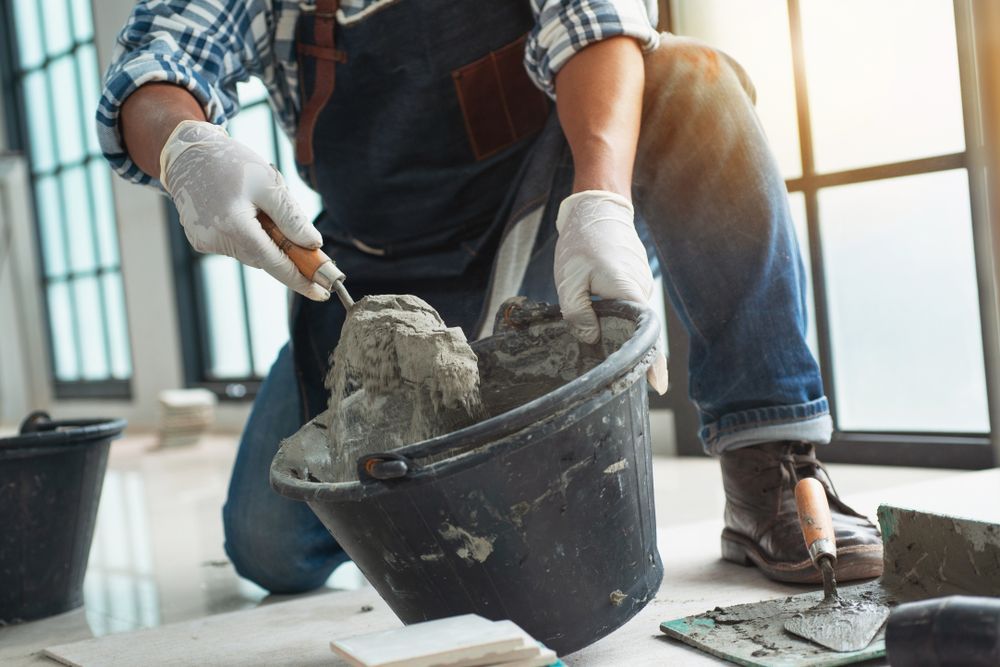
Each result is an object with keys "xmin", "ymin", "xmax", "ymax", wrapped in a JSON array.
[{"xmin": 97, "ymin": 0, "xmax": 660, "ymax": 188}]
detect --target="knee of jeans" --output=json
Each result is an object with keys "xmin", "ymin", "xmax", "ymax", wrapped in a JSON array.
[
  {"xmin": 222, "ymin": 502, "xmax": 337, "ymax": 594},
  {"xmin": 645, "ymin": 36, "xmax": 757, "ymax": 105}
]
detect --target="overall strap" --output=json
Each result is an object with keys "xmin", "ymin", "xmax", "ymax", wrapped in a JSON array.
[{"xmin": 296, "ymin": 0, "xmax": 347, "ymax": 166}]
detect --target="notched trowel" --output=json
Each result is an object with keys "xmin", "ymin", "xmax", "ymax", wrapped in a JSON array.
[{"xmin": 783, "ymin": 478, "xmax": 889, "ymax": 652}]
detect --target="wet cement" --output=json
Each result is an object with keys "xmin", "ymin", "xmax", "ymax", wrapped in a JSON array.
[
  {"xmin": 662, "ymin": 505, "xmax": 1000, "ymax": 665},
  {"xmin": 288, "ymin": 298, "xmax": 636, "ymax": 484},
  {"xmin": 783, "ymin": 596, "xmax": 889, "ymax": 653},
  {"xmin": 878, "ymin": 505, "xmax": 1000, "ymax": 599},
  {"xmin": 324, "ymin": 295, "xmax": 484, "ymax": 482},
  {"xmin": 661, "ymin": 581, "xmax": 895, "ymax": 666}
]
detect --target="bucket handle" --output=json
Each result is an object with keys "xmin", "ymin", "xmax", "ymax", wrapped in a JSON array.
[
  {"xmin": 19, "ymin": 411, "xmax": 53, "ymax": 434},
  {"xmin": 357, "ymin": 452, "xmax": 416, "ymax": 482}
]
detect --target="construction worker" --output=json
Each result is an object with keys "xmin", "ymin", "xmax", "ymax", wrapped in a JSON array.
[{"xmin": 99, "ymin": 0, "xmax": 881, "ymax": 593}]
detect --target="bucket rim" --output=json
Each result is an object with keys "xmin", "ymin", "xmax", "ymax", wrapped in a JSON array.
[
  {"xmin": 0, "ymin": 417, "xmax": 128, "ymax": 452},
  {"xmin": 271, "ymin": 298, "xmax": 660, "ymax": 500}
]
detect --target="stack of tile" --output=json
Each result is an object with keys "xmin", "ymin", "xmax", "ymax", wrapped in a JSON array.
[
  {"xmin": 157, "ymin": 388, "xmax": 217, "ymax": 447},
  {"xmin": 330, "ymin": 614, "xmax": 562, "ymax": 667}
]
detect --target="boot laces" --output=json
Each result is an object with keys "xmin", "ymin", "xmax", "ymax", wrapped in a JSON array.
[{"xmin": 761, "ymin": 442, "xmax": 831, "ymax": 496}]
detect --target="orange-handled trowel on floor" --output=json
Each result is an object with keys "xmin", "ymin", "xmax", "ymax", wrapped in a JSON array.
[
  {"xmin": 783, "ymin": 478, "xmax": 889, "ymax": 652},
  {"xmin": 258, "ymin": 212, "xmax": 354, "ymax": 309}
]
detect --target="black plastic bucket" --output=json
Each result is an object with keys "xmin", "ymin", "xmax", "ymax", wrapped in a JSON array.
[
  {"xmin": 271, "ymin": 300, "xmax": 663, "ymax": 655},
  {"xmin": 0, "ymin": 412, "xmax": 126, "ymax": 624}
]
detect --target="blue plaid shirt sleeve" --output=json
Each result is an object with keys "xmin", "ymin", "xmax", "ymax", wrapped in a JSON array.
[
  {"xmin": 526, "ymin": 0, "xmax": 660, "ymax": 98},
  {"xmin": 96, "ymin": 0, "xmax": 277, "ymax": 188}
]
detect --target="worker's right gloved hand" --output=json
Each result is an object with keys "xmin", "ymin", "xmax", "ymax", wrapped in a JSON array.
[{"xmin": 159, "ymin": 120, "xmax": 331, "ymax": 302}]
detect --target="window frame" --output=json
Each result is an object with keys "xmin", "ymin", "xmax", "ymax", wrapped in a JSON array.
[
  {"xmin": 662, "ymin": 0, "xmax": 998, "ymax": 468},
  {"xmin": 1, "ymin": 0, "xmax": 133, "ymax": 400},
  {"xmin": 167, "ymin": 93, "xmax": 291, "ymax": 402},
  {"xmin": 168, "ymin": 202, "xmax": 263, "ymax": 401}
]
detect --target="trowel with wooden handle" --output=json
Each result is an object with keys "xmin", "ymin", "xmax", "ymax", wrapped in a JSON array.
[
  {"xmin": 783, "ymin": 478, "xmax": 890, "ymax": 652},
  {"xmin": 257, "ymin": 211, "xmax": 355, "ymax": 309}
]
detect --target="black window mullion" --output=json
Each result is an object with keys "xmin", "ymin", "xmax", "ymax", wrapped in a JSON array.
[
  {"xmin": 0, "ymin": 3, "xmax": 21, "ymax": 152},
  {"xmin": 270, "ymin": 108, "xmax": 284, "ymax": 173},
  {"xmin": 952, "ymin": 0, "xmax": 998, "ymax": 447},
  {"xmin": 785, "ymin": 152, "xmax": 968, "ymax": 193},
  {"xmin": 38, "ymin": 0, "xmax": 89, "ymax": 382},
  {"xmin": 236, "ymin": 263, "xmax": 257, "ymax": 377},
  {"xmin": 30, "ymin": 152, "xmax": 103, "ymax": 180},
  {"xmin": 66, "ymin": 26, "xmax": 117, "ymax": 376},
  {"xmin": 15, "ymin": 39, "xmax": 92, "ymax": 79},
  {"xmin": 786, "ymin": 0, "xmax": 837, "ymax": 422}
]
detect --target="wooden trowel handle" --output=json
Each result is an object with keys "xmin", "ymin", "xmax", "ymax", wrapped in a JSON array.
[
  {"xmin": 258, "ymin": 211, "xmax": 331, "ymax": 283},
  {"xmin": 794, "ymin": 477, "xmax": 837, "ymax": 566}
]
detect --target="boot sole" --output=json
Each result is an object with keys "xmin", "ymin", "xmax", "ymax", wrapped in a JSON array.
[{"xmin": 721, "ymin": 528, "xmax": 884, "ymax": 584}]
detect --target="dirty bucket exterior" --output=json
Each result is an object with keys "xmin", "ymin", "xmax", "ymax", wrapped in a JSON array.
[
  {"xmin": 0, "ymin": 414, "xmax": 126, "ymax": 624},
  {"xmin": 272, "ymin": 300, "xmax": 663, "ymax": 655}
]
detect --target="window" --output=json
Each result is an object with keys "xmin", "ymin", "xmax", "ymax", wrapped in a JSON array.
[
  {"xmin": 170, "ymin": 79, "xmax": 320, "ymax": 399},
  {"xmin": 670, "ymin": 0, "xmax": 995, "ymax": 466},
  {"xmin": 3, "ymin": 0, "xmax": 132, "ymax": 398}
]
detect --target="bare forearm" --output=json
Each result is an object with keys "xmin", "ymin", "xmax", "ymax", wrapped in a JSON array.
[
  {"xmin": 120, "ymin": 83, "xmax": 206, "ymax": 180},
  {"xmin": 555, "ymin": 36, "xmax": 644, "ymax": 198}
]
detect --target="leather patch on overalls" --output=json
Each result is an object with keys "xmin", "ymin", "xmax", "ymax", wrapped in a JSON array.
[
  {"xmin": 452, "ymin": 35, "xmax": 550, "ymax": 161},
  {"xmin": 296, "ymin": 0, "xmax": 347, "ymax": 166}
]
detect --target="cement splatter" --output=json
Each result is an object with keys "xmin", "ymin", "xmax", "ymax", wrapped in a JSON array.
[
  {"xmin": 603, "ymin": 459, "xmax": 629, "ymax": 474},
  {"xmin": 609, "ymin": 590, "xmax": 628, "ymax": 606},
  {"xmin": 439, "ymin": 523, "xmax": 496, "ymax": 564}
]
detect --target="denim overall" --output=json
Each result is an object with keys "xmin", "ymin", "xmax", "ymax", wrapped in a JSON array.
[
  {"xmin": 289, "ymin": 0, "xmax": 564, "ymax": 420},
  {"xmin": 223, "ymin": 6, "xmax": 832, "ymax": 593}
]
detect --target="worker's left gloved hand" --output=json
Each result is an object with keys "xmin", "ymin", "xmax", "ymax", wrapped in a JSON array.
[{"xmin": 554, "ymin": 190, "xmax": 668, "ymax": 394}]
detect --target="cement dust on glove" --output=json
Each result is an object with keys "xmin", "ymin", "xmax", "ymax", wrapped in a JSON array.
[
  {"xmin": 554, "ymin": 190, "xmax": 668, "ymax": 394},
  {"xmin": 159, "ymin": 119, "xmax": 331, "ymax": 302}
]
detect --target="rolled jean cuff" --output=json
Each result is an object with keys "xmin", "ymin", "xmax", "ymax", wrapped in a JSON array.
[{"xmin": 700, "ymin": 397, "xmax": 832, "ymax": 456}]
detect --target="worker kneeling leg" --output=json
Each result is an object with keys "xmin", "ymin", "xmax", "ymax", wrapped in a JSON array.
[{"xmin": 222, "ymin": 344, "xmax": 349, "ymax": 593}]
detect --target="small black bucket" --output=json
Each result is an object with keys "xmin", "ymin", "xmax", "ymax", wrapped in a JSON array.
[
  {"xmin": 272, "ymin": 299, "xmax": 663, "ymax": 655},
  {"xmin": 0, "ymin": 412, "xmax": 126, "ymax": 624}
]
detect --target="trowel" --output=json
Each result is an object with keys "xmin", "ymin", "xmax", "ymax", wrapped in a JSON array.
[
  {"xmin": 783, "ymin": 478, "xmax": 889, "ymax": 652},
  {"xmin": 258, "ymin": 212, "xmax": 355, "ymax": 309}
]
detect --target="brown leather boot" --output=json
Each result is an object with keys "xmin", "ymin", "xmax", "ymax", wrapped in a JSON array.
[{"xmin": 719, "ymin": 441, "xmax": 883, "ymax": 583}]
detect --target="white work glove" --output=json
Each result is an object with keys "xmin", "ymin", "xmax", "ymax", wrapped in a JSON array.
[
  {"xmin": 160, "ymin": 120, "xmax": 331, "ymax": 302},
  {"xmin": 554, "ymin": 190, "xmax": 669, "ymax": 394}
]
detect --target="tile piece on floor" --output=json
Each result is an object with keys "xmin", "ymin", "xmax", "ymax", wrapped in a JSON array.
[
  {"xmin": 43, "ymin": 588, "xmax": 401, "ymax": 667},
  {"xmin": 330, "ymin": 614, "xmax": 534, "ymax": 667}
]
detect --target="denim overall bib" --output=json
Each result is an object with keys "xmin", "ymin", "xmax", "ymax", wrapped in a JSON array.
[{"xmin": 290, "ymin": 0, "xmax": 570, "ymax": 419}]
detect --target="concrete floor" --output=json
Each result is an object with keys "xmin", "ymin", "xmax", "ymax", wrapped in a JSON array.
[{"xmin": 0, "ymin": 434, "xmax": 969, "ymax": 665}]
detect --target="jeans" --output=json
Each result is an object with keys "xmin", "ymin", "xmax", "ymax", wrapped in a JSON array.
[
  {"xmin": 634, "ymin": 34, "xmax": 830, "ymax": 453},
  {"xmin": 223, "ymin": 33, "xmax": 832, "ymax": 592},
  {"xmin": 222, "ymin": 344, "xmax": 350, "ymax": 593}
]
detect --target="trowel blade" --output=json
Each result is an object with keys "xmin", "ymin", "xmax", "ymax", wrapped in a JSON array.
[{"xmin": 784, "ymin": 601, "xmax": 890, "ymax": 652}]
